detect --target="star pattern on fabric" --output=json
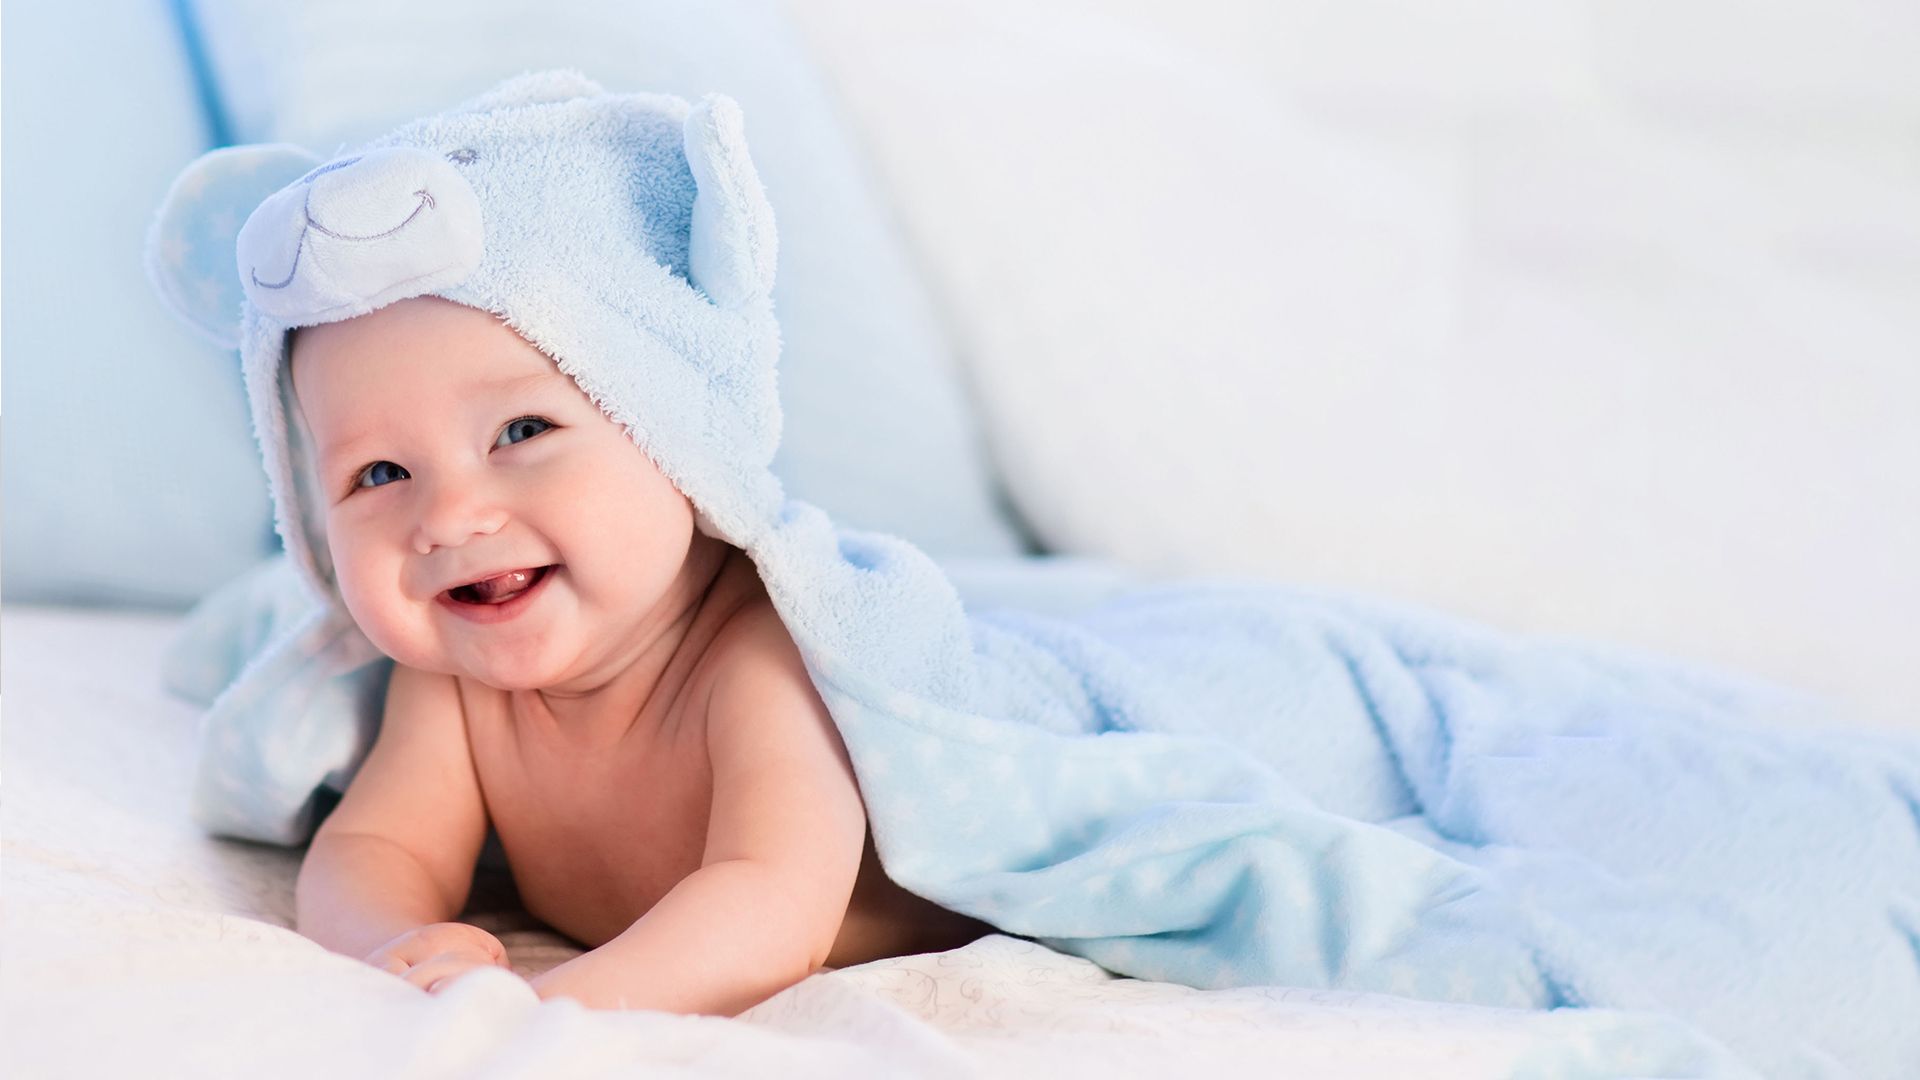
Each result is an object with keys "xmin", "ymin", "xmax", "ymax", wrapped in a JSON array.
[
  {"xmin": 1444, "ymin": 967, "xmax": 1477, "ymax": 1002},
  {"xmin": 173, "ymin": 165, "xmax": 213, "ymax": 200},
  {"xmin": 1110, "ymin": 753, "xmax": 1152, "ymax": 790},
  {"xmin": 858, "ymin": 746, "xmax": 893, "ymax": 782},
  {"xmin": 194, "ymin": 277, "xmax": 226, "ymax": 314},
  {"xmin": 1228, "ymin": 899, "xmax": 1258, "ymax": 933},
  {"xmin": 1101, "ymin": 939, "xmax": 1138, "ymax": 969},
  {"xmin": 1129, "ymin": 860, "xmax": 1171, "ymax": 893},
  {"xmin": 157, "ymin": 232, "xmax": 190, "ymax": 269},
  {"xmin": 895, "ymin": 797, "xmax": 927, "ymax": 828}
]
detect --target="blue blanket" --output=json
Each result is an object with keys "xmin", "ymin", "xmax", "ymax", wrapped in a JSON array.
[{"xmin": 771, "ymin": 511, "xmax": 1920, "ymax": 1079}]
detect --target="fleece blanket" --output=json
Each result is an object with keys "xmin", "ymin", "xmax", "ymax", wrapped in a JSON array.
[{"xmin": 143, "ymin": 71, "xmax": 1919, "ymax": 1078}]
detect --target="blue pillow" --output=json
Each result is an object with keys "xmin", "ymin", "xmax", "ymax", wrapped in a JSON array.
[
  {"xmin": 0, "ymin": 0, "xmax": 275, "ymax": 608},
  {"xmin": 186, "ymin": 0, "xmax": 1032, "ymax": 559}
]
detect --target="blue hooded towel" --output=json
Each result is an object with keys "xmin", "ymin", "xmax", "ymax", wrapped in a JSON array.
[{"xmin": 146, "ymin": 71, "xmax": 1920, "ymax": 1079}]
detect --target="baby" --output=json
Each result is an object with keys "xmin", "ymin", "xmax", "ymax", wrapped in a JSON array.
[{"xmin": 287, "ymin": 295, "xmax": 991, "ymax": 1014}]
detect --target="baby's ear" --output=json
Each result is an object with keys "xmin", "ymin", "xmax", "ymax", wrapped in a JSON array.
[
  {"xmin": 147, "ymin": 144, "xmax": 323, "ymax": 349},
  {"xmin": 683, "ymin": 94, "xmax": 777, "ymax": 310}
]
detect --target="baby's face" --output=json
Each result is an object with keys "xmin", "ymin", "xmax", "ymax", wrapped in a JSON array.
[{"xmin": 289, "ymin": 296, "xmax": 702, "ymax": 690}]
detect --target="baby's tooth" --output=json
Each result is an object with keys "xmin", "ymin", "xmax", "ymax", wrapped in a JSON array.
[{"xmin": 470, "ymin": 569, "xmax": 532, "ymax": 603}]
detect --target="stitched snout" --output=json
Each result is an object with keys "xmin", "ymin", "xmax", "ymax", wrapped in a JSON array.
[{"xmin": 237, "ymin": 146, "xmax": 485, "ymax": 324}]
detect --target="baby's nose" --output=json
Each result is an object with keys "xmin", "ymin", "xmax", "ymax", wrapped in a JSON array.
[{"xmin": 411, "ymin": 483, "xmax": 508, "ymax": 555}]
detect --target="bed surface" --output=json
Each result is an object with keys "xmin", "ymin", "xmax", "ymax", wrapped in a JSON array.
[{"xmin": 1, "ymin": 604, "xmax": 1700, "ymax": 1077}]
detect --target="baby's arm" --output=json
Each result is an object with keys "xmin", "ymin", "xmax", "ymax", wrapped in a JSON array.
[
  {"xmin": 527, "ymin": 608, "xmax": 867, "ymax": 1015},
  {"xmin": 296, "ymin": 662, "xmax": 504, "ymax": 988}
]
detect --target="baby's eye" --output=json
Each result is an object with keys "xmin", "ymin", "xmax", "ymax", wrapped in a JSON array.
[
  {"xmin": 494, "ymin": 416, "xmax": 553, "ymax": 448},
  {"xmin": 356, "ymin": 461, "xmax": 410, "ymax": 489}
]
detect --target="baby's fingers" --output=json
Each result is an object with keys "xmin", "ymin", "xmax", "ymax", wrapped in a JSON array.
[
  {"xmin": 401, "ymin": 955, "xmax": 494, "ymax": 994},
  {"xmin": 424, "ymin": 969, "xmax": 481, "ymax": 996}
]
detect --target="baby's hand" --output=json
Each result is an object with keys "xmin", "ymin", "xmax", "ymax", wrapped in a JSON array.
[{"xmin": 365, "ymin": 922, "xmax": 512, "ymax": 994}]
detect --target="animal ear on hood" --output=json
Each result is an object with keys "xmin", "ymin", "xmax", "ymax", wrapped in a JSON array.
[
  {"xmin": 682, "ymin": 93, "xmax": 777, "ymax": 310},
  {"xmin": 146, "ymin": 144, "xmax": 324, "ymax": 350}
]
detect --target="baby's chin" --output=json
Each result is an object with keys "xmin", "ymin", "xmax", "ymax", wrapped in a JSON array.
[
  {"xmin": 371, "ymin": 629, "xmax": 569, "ymax": 691},
  {"xmin": 464, "ymin": 669, "xmax": 565, "ymax": 693},
  {"xmin": 439, "ymin": 645, "xmax": 571, "ymax": 692}
]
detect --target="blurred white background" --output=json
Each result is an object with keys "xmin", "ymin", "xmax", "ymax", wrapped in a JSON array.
[
  {"xmin": 4, "ymin": 0, "xmax": 1916, "ymax": 728},
  {"xmin": 783, "ymin": 0, "xmax": 1920, "ymax": 729}
]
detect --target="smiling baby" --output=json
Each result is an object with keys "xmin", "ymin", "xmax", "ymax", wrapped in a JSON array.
[{"xmin": 287, "ymin": 296, "xmax": 989, "ymax": 1013}]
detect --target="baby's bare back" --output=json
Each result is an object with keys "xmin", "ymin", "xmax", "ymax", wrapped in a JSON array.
[{"xmin": 459, "ymin": 554, "xmax": 990, "ymax": 968}]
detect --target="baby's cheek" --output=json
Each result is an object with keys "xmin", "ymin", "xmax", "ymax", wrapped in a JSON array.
[
  {"xmin": 558, "ymin": 457, "xmax": 693, "ymax": 555},
  {"xmin": 330, "ymin": 546, "xmax": 422, "ymax": 662},
  {"xmin": 334, "ymin": 567, "xmax": 393, "ymax": 643}
]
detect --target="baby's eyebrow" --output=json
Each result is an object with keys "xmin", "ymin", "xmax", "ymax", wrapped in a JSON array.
[
  {"xmin": 319, "ymin": 369, "xmax": 561, "ymax": 461},
  {"xmin": 479, "ymin": 370, "xmax": 564, "ymax": 395}
]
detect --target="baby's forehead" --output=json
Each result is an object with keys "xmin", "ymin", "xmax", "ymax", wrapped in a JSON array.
[
  {"xmin": 289, "ymin": 301, "xmax": 566, "ymax": 397},
  {"xmin": 286, "ymin": 307, "xmax": 594, "ymax": 454}
]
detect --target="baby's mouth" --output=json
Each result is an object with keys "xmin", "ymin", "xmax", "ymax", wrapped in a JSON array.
[{"xmin": 446, "ymin": 565, "xmax": 555, "ymax": 605}]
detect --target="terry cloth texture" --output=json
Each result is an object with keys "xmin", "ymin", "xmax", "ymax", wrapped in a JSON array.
[{"xmin": 147, "ymin": 72, "xmax": 1920, "ymax": 1079}]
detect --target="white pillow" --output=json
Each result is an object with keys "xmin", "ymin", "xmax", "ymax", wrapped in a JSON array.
[
  {"xmin": 782, "ymin": 0, "xmax": 1920, "ymax": 729},
  {"xmin": 185, "ymin": 0, "xmax": 1029, "ymax": 558}
]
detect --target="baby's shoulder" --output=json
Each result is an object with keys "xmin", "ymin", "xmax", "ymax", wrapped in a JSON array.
[
  {"xmin": 694, "ymin": 595, "xmax": 828, "ymax": 741},
  {"xmin": 691, "ymin": 548, "xmax": 799, "ymax": 675},
  {"xmin": 388, "ymin": 659, "xmax": 470, "ymax": 730},
  {"xmin": 700, "ymin": 594, "xmax": 805, "ymax": 692}
]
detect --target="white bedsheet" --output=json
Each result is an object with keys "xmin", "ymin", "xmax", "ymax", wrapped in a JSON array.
[{"xmin": 2, "ymin": 605, "xmax": 1649, "ymax": 1078}]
